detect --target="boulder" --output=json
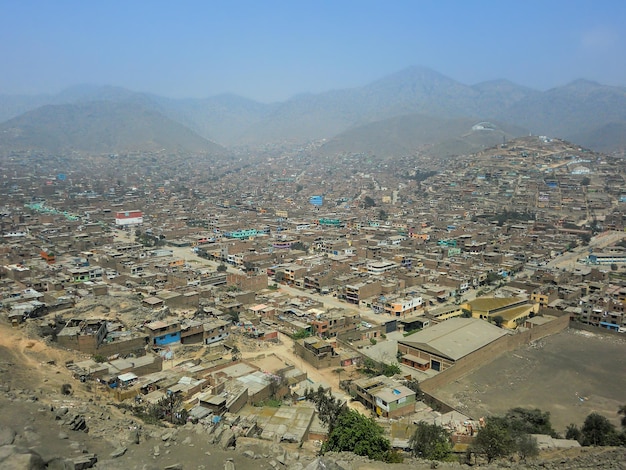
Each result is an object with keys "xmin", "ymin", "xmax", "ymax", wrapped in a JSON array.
[{"xmin": 0, "ymin": 426, "xmax": 16, "ymax": 445}]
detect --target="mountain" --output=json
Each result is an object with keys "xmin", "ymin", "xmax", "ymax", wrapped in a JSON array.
[
  {"xmin": 315, "ymin": 114, "xmax": 527, "ymax": 158},
  {"xmin": 0, "ymin": 100, "xmax": 226, "ymax": 155},
  {"xmin": 575, "ymin": 121, "xmax": 626, "ymax": 154},
  {"xmin": 497, "ymin": 80, "xmax": 626, "ymax": 148},
  {"xmin": 1, "ymin": 67, "xmax": 626, "ymax": 154},
  {"xmin": 151, "ymin": 93, "xmax": 274, "ymax": 146}
]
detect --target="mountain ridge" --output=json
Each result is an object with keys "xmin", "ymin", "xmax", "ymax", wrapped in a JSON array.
[{"xmin": 1, "ymin": 65, "xmax": 625, "ymax": 153}]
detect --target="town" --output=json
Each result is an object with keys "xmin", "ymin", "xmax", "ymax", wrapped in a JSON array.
[{"xmin": 1, "ymin": 134, "xmax": 626, "ymax": 468}]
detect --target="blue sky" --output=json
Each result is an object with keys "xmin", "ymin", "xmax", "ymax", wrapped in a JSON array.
[{"xmin": 1, "ymin": 0, "xmax": 624, "ymax": 102}]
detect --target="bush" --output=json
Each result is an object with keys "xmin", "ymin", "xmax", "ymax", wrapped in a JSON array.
[{"xmin": 322, "ymin": 409, "xmax": 391, "ymax": 462}]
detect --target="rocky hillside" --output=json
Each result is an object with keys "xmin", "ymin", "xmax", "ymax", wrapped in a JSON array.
[{"xmin": 1, "ymin": 321, "xmax": 624, "ymax": 469}]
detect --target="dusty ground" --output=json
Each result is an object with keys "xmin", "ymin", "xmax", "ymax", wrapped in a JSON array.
[{"xmin": 433, "ymin": 328, "xmax": 626, "ymax": 432}]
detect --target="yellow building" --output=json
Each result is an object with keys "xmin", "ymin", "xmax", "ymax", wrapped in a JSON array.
[{"xmin": 463, "ymin": 297, "xmax": 539, "ymax": 329}]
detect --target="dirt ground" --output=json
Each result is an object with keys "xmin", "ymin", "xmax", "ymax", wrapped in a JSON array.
[{"xmin": 432, "ymin": 328, "xmax": 626, "ymax": 432}]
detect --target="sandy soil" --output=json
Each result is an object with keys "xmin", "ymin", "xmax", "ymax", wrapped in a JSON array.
[{"xmin": 432, "ymin": 328, "xmax": 626, "ymax": 432}]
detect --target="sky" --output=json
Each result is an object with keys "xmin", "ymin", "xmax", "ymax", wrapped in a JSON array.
[{"xmin": 1, "ymin": 0, "xmax": 625, "ymax": 102}]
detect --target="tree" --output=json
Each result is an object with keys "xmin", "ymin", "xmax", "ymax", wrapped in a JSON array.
[
  {"xmin": 290, "ymin": 241, "xmax": 307, "ymax": 251},
  {"xmin": 322, "ymin": 409, "xmax": 391, "ymax": 462},
  {"xmin": 403, "ymin": 380, "xmax": 424, "ymax": 400},
  {"xmin": 230, "ymin": 345, "xmax": 241, "ymax": 361},
  {"xmin": 409, "ymin": 422, "xmax": 453, "ymax": 461},
  {"xmin": 305, "ymin": 386, "xmax": 346, "ymax": 430},
  {"xmin": 619, "ymin": 405, "xmax": 626, "ymax": 429},
  {"xmin": 363, "ymin": 196, "xmax": 376, "ymax": 208},
  {"xmin": 492, "ymin": 315, "xmax": 505, "ymax": 328},
  {"xmin": 216, "ymin": 264, "xmax": 228, "ymax": 272},
  {"xmin": 503, "ymin": 407, "xmax": 556, "ymax": 436},
  {"xmin": 381, "ymin": 362, "xmax": 401, "ymax": 377},
  {"xmin": 149, "ymin": 392, "xmax": 188, "ymax": 425},
  {"xmin": 515, "ymin": 433, "xmax": 539, "ymax": 462},
  {"xmin": 581, "ymin": 412, "xmax": 619, "ymax": 446},
  {"xmin": 565, "ymin": 423, "xmax": 581, "ymax": 442},
  {"xmin": 292, "ymin": 329, "xmax": 311, "ymax": 340},
  {"xmin": 471, "ymin": 419, "xmax": 515, "ymax": 463}
]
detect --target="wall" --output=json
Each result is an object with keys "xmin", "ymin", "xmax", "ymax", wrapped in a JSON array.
[
  {"xmin": 96, "ymin": 336, "xmax": 149, "ymax": 358},
  {"xmin": 419, "ymin": 314, "xmax": 570, "ymax": 393},
  {"xmin": 570, "ymin": 321, "xmax": 625, "ymax": 337},
  {"xmin": 294, "ymin": 341, "xmax": 340, "ymax": 369}
]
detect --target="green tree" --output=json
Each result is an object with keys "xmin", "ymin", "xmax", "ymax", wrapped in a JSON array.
[
  {"xmin": 515, "ymin": 433, "xmax": 539, "ymax": 462},
  {"xmin": 492, "ymin": 315, "xmax": 505, "ymax": 328},
  {"xmin": 409, "ymin": 422, "xmax": 453, "ymax": 461},
  {"xmin": 304, "ymin": 386, "xmax": 346, "ymax": 430},
  {"xmin": 381, "ymin": 362, "xmax": 401, "ymax": 377},
  {"xmin": 565, "ymin": 423, "xmax": 581, "ymax": 442},
  {"xmin": 292, "ymin": 329, "xmax": 311, "ymax": 340},
  {"xmin": 216, "ymin": 263, "xmax": 228, "ymax": 272},
  {"xmin": 322, "ymin": 409, "xmax": 391, "ymax": 462},
  {"xmin": 581, "ymin": 412, "xmax": 619, "ymax": 446},
  {"xmin": 471, "ymin": 419, "xmax": 515, "ymax": 463},
  {"xmin": 503, "ymin": 407, "xmax": 557, "ymax": 436}
]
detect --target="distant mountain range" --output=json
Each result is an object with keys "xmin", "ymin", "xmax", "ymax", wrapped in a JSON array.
[
  {"xmin": 1, "ymin": 66, "xmax": 625, "ymax": 156},
  {"xmin": 0, "ymin": 100, "xmax": 226, "ymax": 155}
]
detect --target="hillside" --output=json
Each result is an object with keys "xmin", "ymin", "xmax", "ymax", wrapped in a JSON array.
[
  {"xmin": 0, "ymin": 100, "xmax": 226, "ymax": 155},
  {"xmin": 315, "ymin": 114, "xmax": 527, "ymax": 158}
]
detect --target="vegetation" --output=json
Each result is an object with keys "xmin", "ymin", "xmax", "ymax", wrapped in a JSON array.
[
  {"xmin": 304, "ymin": 386, "xmax": 346, "ymax": 430},
  {"xmin": 148, "ymin": 392, "xmax": 188, "ymax": 425},
  {"xmin": 469, "ymin": 408, "xmax": 555, "ymax": 463},
  {"xmin": 619, "ymin": 405, "xmax": 626, "ymax": 429},
  {"xmin": 408, "ymin": 422, "xmax": 453, "ymax": 461},
  {"xmin": 580, "ymin": 412, "xmax": 621, "ymax": 446},
  {"xmin": 134, "ymin": 229, "xmax": 166, "ymax": 247},
  {"xmin": 502, "ymin": 407, "xmax": 557, "ymax": 436},
  {"xmin": 292, "ymin": 328, "xmax": 311, "ymax": 340},
  {"xmin": 363, "ymin": 195, "xmax": 376, "ymax": 208},
  {"xmin": 492, "ymin": 315, "xmax": 505, "ymax": 328},
  {"xmin": 402, "ymin": 379, "xmax": 424, "ymax": 400},
  {"xmin": 290, "ymin": 241, "xmax": 307, "ymax": 251},
  {"xmin": 216, "ymin": 264, "xmax": 228, "ymax": 272},
  {"xmin": 322, "ymin": 408, "xmax": 397, "ymax": 462},
  {"xmin": 361, "ymin": 358, "xmax": 401, "ymax": 377},
  {"xmin": 470, "ymin": 419, "xmax": 516, "ymax": 463}
]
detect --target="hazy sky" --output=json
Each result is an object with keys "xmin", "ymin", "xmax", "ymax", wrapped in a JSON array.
[{"xmin": 1, "ymin": 0, "xmax": 625, "ymax": 102}]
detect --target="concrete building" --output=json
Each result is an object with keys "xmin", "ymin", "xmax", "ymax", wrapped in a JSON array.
[{"xmin": 398, "ymin": 317, "xmax": 508, "ymax": 372}]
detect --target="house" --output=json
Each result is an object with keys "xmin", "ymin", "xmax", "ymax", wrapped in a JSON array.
[
  {"xmin": 144, "ymin": 320, "xmax": 181, "ymax": 346},
  {"xmin": 350, "ymin": 375, "xmax": 416, "ymax": 418}
]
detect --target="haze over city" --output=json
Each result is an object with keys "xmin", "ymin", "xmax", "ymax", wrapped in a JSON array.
[
  {"xmin": 2, "ymin": 1, "xmax": 626, "ymax": 469},
  {"xmin": 1, "ymin": 0, "xmax": 626, "ymax": 101}
]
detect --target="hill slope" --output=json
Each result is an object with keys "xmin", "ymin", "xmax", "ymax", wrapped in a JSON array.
[
  {"xmin": 0, "ymin": 100, "xmax": 226, "ymax": 154},
  {"xmin": 315, "ymin": 114, "xmax": 527, "ymax": 158}
]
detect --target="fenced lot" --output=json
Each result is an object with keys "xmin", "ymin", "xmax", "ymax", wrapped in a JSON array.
[{"xmin": 433, "ymin": 328, "xmax": 626, "ymax": 432}]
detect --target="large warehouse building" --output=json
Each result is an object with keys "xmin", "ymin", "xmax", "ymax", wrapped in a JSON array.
[{"xmin": 398, "ymin": 317, "xmax": 508, "ymax": 372}]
